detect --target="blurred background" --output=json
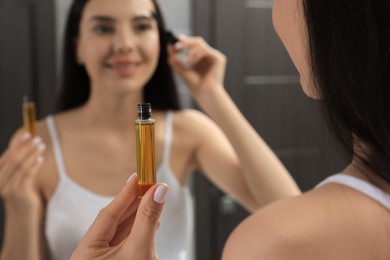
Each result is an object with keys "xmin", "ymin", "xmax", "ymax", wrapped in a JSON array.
[{"xmin": 0, "ymin": 0, "xmax": 346, "ymax": 259}]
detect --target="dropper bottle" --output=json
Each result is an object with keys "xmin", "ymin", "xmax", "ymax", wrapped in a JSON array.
[{"xmin": 135, "ymin": 103, "xmax": 156, "ymax": 197}]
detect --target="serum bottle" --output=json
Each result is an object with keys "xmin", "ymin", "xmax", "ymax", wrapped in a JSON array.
[
  {"xmin": 135, "ymin": 103, "xmax": 156, "ymax": 197},
  {"xmin": 22, "ymin": 95, "xmax": 36, "ymax": 136}
]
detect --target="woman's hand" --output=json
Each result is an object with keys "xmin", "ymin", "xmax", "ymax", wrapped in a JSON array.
[
  {"xmin": 71, "ymin": 173, "xmax": 169, "ymax": 260},
  {"xmin": 167, "ymin": 35, "xmax": 227, "ymax": 100},
  {"xmin": 0, "ymin": 131, "xmax": 46, "ymax": 210}
]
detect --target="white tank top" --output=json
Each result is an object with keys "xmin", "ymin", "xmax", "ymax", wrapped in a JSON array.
[
  {"xmin": 45, "ymin": 112, "xmax": 194, "ymax": 260},
  {"xmin": 316, "ymin": 173, "xmax": 390, "ymax": 210}
]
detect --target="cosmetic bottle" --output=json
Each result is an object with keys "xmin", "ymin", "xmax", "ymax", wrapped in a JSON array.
[
  {"xmin": 23, "ymin": 95, "xmax": 36, "ymax": 136},
  {"xmin": 135, "ymin": 103, "xmax": 156, "ymax": 197}
]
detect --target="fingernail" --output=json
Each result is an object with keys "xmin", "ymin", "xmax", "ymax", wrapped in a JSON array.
[
  {"xmin": 174, "ymin": 42, "xmax": 183, "ymax": 49},
  {"xmin": 153, "ymin": 184, "xmax": 169, "ymax": 204},
  {"xmin": 37, "ymin": 143, "xmax": 46, "ymax": 152},
  {"xmin": 20, "ymin": 132, "xmax": 30, "ymax": 142},
  {"xmin": 36, "ymin": 156, "xmax": 44, "ymax": 163},
  {"xmin": 31, "ymin": 136, "xmax": 42, "ymax": 146},
  {"xmin": 126, "ymin": 172, "xmax": 137, "ymax": 183}
]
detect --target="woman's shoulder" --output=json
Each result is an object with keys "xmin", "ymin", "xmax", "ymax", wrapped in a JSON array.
[
  {"xmin": 170, "ymin": 109, "xmax": 227, "ymax": 145},
  {"xmin": 172, "ymin": 108, "xmax": 220, "ymax": 129},
  {"xmin": 222, "ymin": 184, "xmax": 390, "ymax": 260},
  {"xmin": 171, "ymin": 108, "xmax": 210, "ymax": 122},
  {"xmin": 222, "ymin": 191, "xmax": 325, "ymax": 259},
  {"xmin": 164, "ymin": 108, "xmax": 214, "ymax": 135},
  {"xmin": 34, "ymin": 111, "xmax": 71, "ymax": 141}
]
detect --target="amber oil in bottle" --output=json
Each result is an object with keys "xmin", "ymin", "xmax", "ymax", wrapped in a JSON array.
[
  {"xmin": 22, "ymin": 95, "xmax": 36, "ymax": 136},
  {"xmin": 135, "ymin": 103, "xmax": 156, "ymax": 197}
]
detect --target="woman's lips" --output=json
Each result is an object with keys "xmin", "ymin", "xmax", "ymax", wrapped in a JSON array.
[{"xmin": 109, "ymin": 61, "xmax": 139, "ymax": 76}]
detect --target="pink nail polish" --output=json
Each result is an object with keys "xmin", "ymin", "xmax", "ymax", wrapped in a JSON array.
[
  {"xmin": 126, "ymin": 173, "xmax": 137, "ymax": 183},
  {"xmin": 153, "ymin": 184, "xmax": 169, "ymax": 204}
]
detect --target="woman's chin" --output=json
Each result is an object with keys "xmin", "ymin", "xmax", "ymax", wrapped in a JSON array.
[{"xmin": 301, "ymin": 77, "xmax": 320, "ymax": 100}]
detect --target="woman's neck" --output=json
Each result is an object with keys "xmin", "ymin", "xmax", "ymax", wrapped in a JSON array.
[
  {"xmin": 78, "ymin": 91, "xmax": 142, "ymax": 130},
  {"xmin": 344, "ymin": 159, "xmax": 390, "ymax": 194}
]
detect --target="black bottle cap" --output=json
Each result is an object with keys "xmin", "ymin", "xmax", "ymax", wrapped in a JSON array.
[
  {"xmin": 166, "ymin": 30, "xmax": 179, "ymax": 45},
  {"xmin": 23, "ymin": 94, "xmax": 34, "ymax": 103},
  {"xmin": 137, "ymin": 103, "xmax": 152, "ymax": 119}
]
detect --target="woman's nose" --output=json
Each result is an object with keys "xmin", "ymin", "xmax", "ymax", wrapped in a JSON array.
[{"xmin": 113, "ymin": 29, "xmax": 135, "ymax": 54}]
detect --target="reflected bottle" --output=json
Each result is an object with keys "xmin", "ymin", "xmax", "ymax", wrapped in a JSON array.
[
  {"xmin": 22, "ymin": 95, "xmax": 36, "ymax": 136},
  {"xmin": 135, "ymin": 103, "xmax": 156, "ymax": 197}
]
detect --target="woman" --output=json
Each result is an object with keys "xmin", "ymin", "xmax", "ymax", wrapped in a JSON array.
[
  {"xmin": 74, "ymin": 0, "xmax": 390, "ymax": 259},
  {"xmin": 0, "ymin": 0, "xmax": 300, "ymax": 259},
  {"xmin": 223, "ymin": 0, "xmax": 390, "ymax": 259}
]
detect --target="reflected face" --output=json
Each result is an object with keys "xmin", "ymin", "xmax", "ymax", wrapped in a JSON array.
[
  {"xmin": 272, "ymin": 0, "xmax": 316, "ymax": 98},
  {"xmin": 77, "ymin": 0, "xmax": 160, "ymax": 95}
]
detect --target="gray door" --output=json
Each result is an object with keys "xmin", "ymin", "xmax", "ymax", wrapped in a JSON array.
[{"xmin": 193, "ymin": 0, "xmax": 347, "ymax": 259}]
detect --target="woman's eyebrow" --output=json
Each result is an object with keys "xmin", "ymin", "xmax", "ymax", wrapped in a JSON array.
[
  {"xmin": 89, "ymin": 15, "xmax": 115, "ymax": 23},
  {"xmin": 88, "ymin": 13, "xmax": 156, "ymax": 23},
  {"xmin": 132, "ymin": 13, "xmax": 156, "ymax": 22}
]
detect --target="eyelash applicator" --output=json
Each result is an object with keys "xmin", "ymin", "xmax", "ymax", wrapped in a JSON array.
[
  {"xmin": 165, "ymin": 30, "xmax": 179, "ymax": 45},
  {"xmin": 165, "ymin": 30, "xmax": 190, "ymax": 68}
]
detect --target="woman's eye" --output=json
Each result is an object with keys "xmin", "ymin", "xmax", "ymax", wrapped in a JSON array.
[
  {"xmin": 94, "ymin": 25, "xmax": 114, "ymax": 35},
  {"xmin": 135, "ymin": 23, "xmax": 152, "ymax": 32}
]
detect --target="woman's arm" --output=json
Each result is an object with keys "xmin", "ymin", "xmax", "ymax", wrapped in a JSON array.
[{"xmin": 168, "ymin": 36, "xmax": 300, "ymax": 211}]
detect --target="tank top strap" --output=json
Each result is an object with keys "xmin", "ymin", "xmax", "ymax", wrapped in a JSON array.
[
  {"xmin": 316, "ymin": 173, "xmax": 390, "ymax": 210},
  {"xmin": 161, "ymin": 111, "xmax": 173, "ymax": 166},
  {"xmin": 46, "ymin": 115, "xmax": 67, "ymax": 180}
]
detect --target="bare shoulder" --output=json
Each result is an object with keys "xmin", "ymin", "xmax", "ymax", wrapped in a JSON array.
[
  {"xmin": 222, "ymin": 185, "xmax": 390, "ymax": 260},
  {"xmin": 35, "ymin": 117, "xmax": 50, "ymax": 142},
  {"xmin": 172, "ymin": 108, "xmax": 213, "ymax": 126},
  {"xmin": 169, "ymin": 109, "xmax": 217, "ymax": 138},
  {"xmin": 222, "ymin": 192, "xmax": 325, "ymax": 260},
  {"xmin": 34, "ymin": 111, "xmax": 73, "ymax": 144},
  {"xmin": 172, "ymin": 108, "xmax": 229, "ymax": 148}
]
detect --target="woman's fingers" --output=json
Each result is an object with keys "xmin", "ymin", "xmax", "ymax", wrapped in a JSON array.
[
  {"xmin": 0, "ymin": 134, "xmax": 45, "ymax": 193},
  {"xmin": 72, "ymin": 179, "xmax": 169, "ymax": 260},
  {"xmin": 126, "ymin": 183, "xmax": 169, "ymax": 249},
  {"xmin": 11, "ymin": 145, "xmax": 45, "ymax": 190},
  {"xmin": 78, "ymin": 173, "xmax": 139, "ymax": 246},
  {"xmin": 109, "ymin": 212, "xmax": 137, "ymax": 246}
]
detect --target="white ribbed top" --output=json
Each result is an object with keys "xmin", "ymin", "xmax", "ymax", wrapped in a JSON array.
[
  {"xmin": 45, "ymin": 112, "xmax": 194, "ymax": 260},
  {"xmin": 317, "ymin": 173, "xmax": 390, "ymax": 210}
]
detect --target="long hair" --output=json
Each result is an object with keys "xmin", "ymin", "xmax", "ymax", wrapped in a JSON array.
[
  {"xmin": 57, "ymin": 0, "xmax": 181, "ymax": 111},
  {"xmin": 303, "ymin": 0, "xmax": 390, "ymax": 183}
]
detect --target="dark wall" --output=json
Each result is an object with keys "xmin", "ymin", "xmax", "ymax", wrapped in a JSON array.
[{"xmin": 0, "ymin": 0, "xmax": 57, "ymax": 246}]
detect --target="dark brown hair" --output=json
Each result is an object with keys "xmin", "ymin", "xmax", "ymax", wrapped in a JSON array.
[{"xmin": 303, "ymin": 0, "xmax": 390, "ymax": 183}]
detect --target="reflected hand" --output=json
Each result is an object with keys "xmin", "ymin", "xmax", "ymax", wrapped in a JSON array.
[
  {"xmin": 71, "ymin": 173, "xmax": 169, "ymax": 260},
  {"xmin": 0, "ymin": 131, "xmax": 45, "ymax": 210},
  {"xmin": 167, "ymin": 35, "xmax": 227, "ymax": 100}
]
